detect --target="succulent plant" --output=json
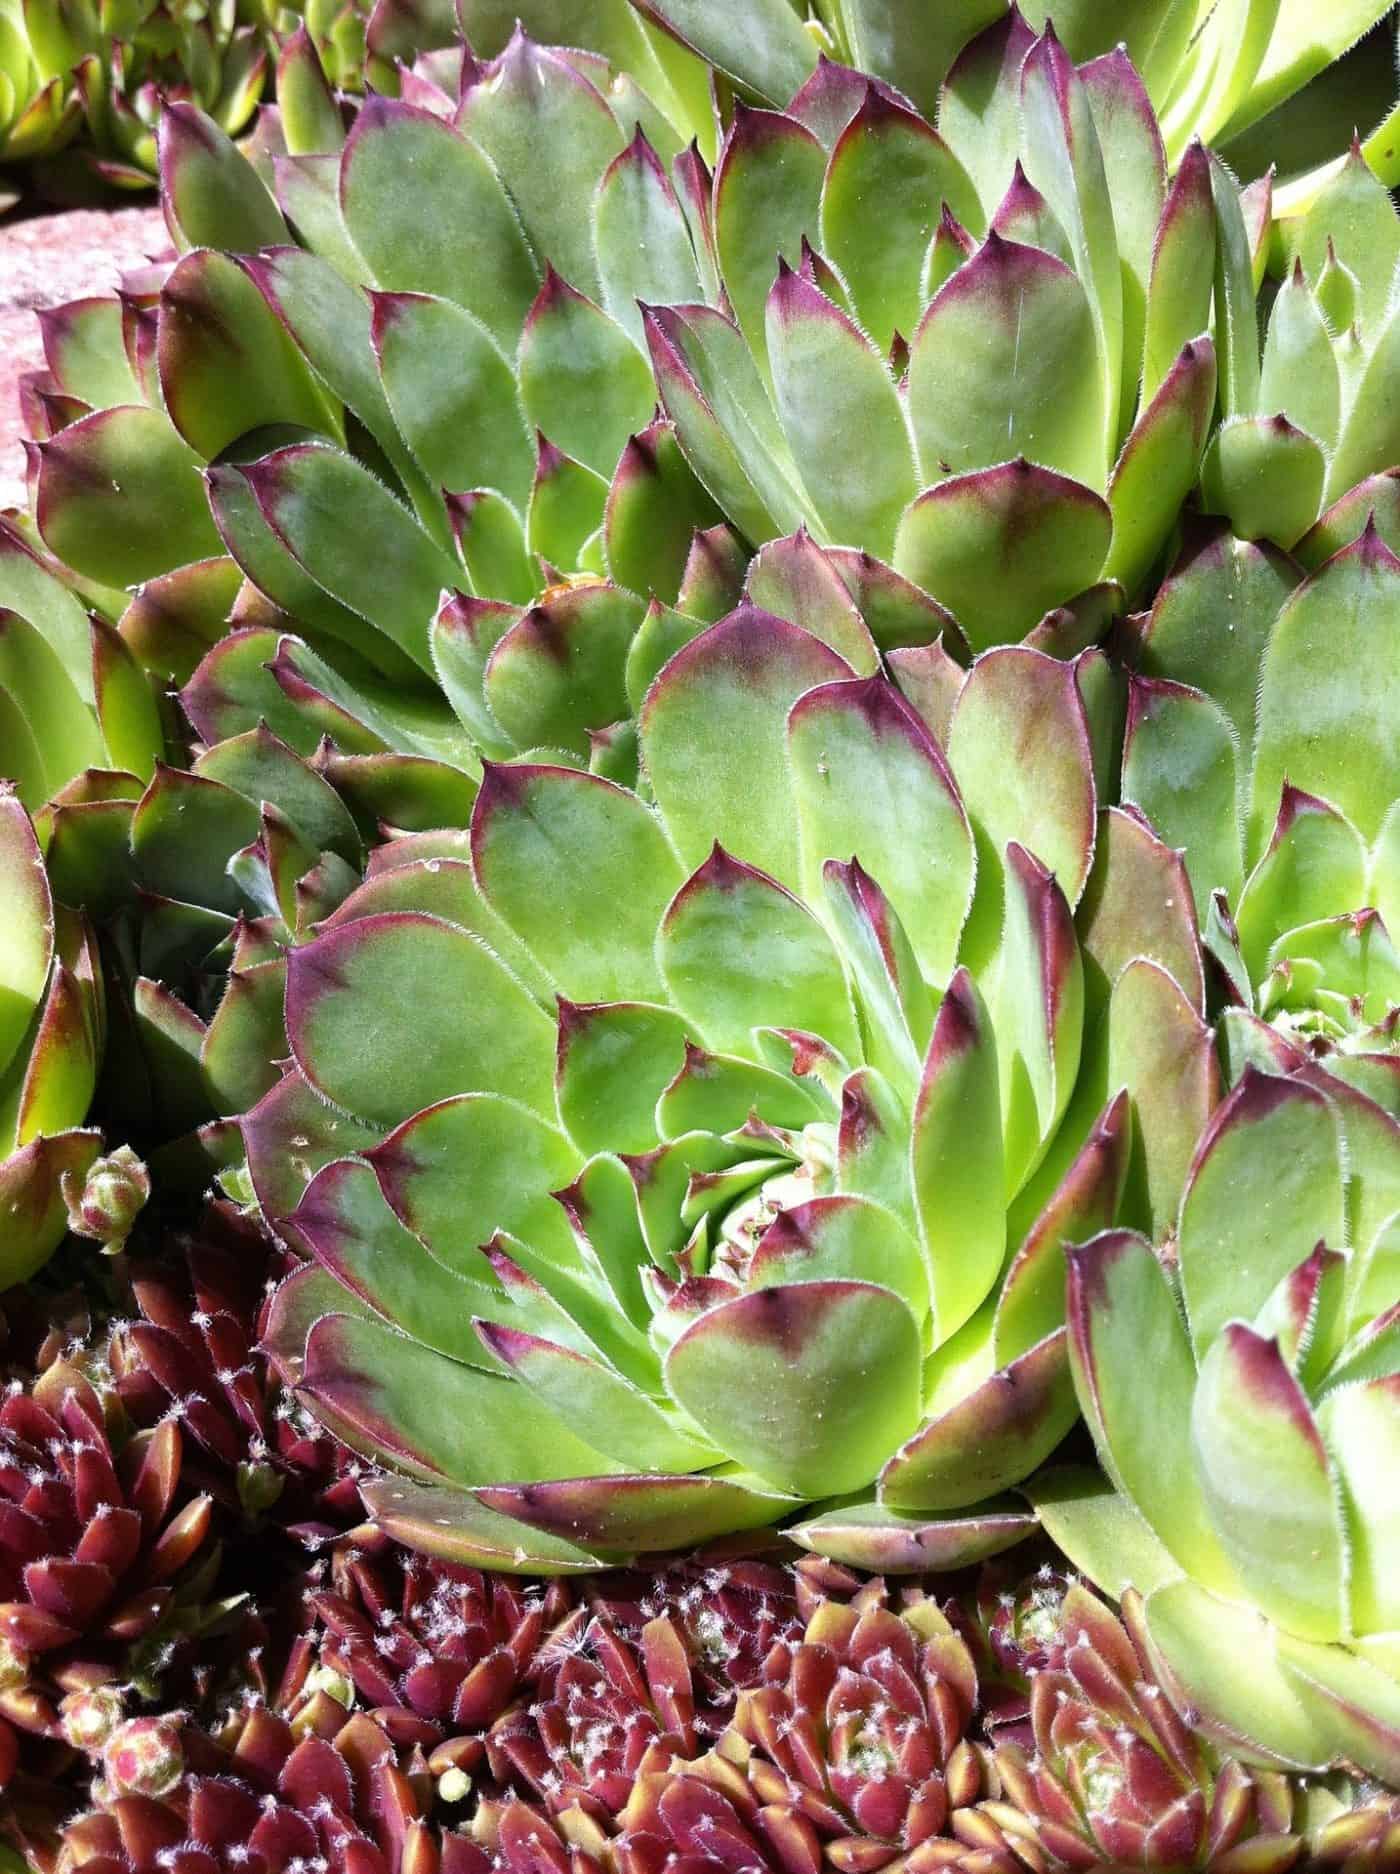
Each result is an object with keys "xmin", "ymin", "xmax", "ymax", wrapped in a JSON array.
[
  {"xmin": 109, "ymin": 1200, "xmax": 366, "ymax": 1529},
  {"xmin": 0, "ymin": 792, "xmax": 111, "ymax": 1287},
  {"xmin": 0, "ymin": 0, "xmax": 271, "ymax": 184},
  {"xmin": 985, "ymin": 1579, "xmax": 1311, "ymax": 1871},
  {"xmin": 0, "ymin": 1354, "xmax": 235, "ymax": 1792},
  {"xmin": 0, "ymin": 516, "xmax": 163, "ymax": 817},
  {"xmin": 1035, "ymin": 1054, "xmax": 1400, "ymax": 1784},
  {"xmin": 55, "ymin": 1696, "xmax": 479, "ymax": 1874},
  {"xmin": 629, "ymin": 0, "xmax": 1399, "ymax": 179},
  {"xmin": 487, "ymin": 1552, "xmax": 802, "ymax": 1811},
  {"xmin": 1120, "ymin": 520, "xmax": 1399, "ymax": 1089},
  {"xmin": 223, "ymin": 595, "xmax": 1235, "ymax": 1577}
]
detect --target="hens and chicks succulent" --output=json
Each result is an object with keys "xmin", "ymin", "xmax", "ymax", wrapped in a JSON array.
[{"xmin": 0, "ymin": 0, "xmax": 1397, "ymax": 1868}]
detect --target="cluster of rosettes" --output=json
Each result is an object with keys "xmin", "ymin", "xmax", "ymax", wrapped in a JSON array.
[
  {"xmin": 107, "ymin": 1201, "xmax": 364, "ymax": 1533},
  {"xmin": 32, "ymin": 1546, "xmax": 1400, "ymax": 1874}
]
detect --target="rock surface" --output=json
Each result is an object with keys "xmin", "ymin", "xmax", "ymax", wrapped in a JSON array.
[{"xmin": 0, "ymin": 203, "xmax": 167, "ymax": 507}]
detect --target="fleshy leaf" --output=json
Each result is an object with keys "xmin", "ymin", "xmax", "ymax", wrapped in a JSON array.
[
  {"xmin": 641, "ymin": 606, "xmax": 853, "ymax": 891},
  {"xmin": 658, "ymin": 848, "xmax": 859, "ymax": 1064},
  {"xmin": 664, "ymin": 1280, "xmax": 921, "ymax": 1496},
  {"xmin": 1066, "ymin": 1229, "xmax": 1239, "ymax": 1595},
  {"xmin": 788, "ymin": 675, "xmax": 973, "ymax": 986},
  {"xmin": 894, "ymin": 460, "xmax": 1111, "ymax": 652},
  {"xmin": 285, "ymin": 911, "xmax": 555, "ymax": 1127},
  {"xmin": 1192, "ymin": 1322, "xmax": 1345, "ymax": 1644},
  {"xmin": 471, "ymin": 763, "xmax": 681, "ymax": 1002}
]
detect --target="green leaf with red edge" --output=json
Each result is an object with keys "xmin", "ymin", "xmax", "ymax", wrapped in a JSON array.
[
  {"xmin": 0, "ymin": 1132, "xmax": 102, "ymax": 1286},
  {"xmin": 605, "ymin": 423, "xmax": 724, "ymax": 608},
  {"xmin": 158, "ymin": 250, "xmax": 339, "ymax": 463},
  {"xmin": 642, "ymin": 606, "xmax": 853, "ymax": 890},
  {"xmin": 526, "ymin": 436, "xmax": 608, "ymax": 570},
  {"xmin": 517, "ymin": 270, "xmax": 654, "ymax": 482},
  {"xmin": 35, "ymin": 406, "xmax": 221, "ymax": 588},
  {"xmin": 1251, "ymin": 525, "xmax": 1400, "ymax": 858},
  {"xmin": 37, "ymin": 297, "xmax": 137, "ymax": 409},
  {"xmin": 1018, "ymin": 27, "xmax": 1121, "ymax": 467},
  {"xmin": 300, "ymin": 1309, "xmax": 621, "ymax": 1486},
  {"xmin": 1143, "ymin": 1580, "xmax": 1339, "ymax": 1770},
  {"xmin": 908, "ymin": 233, "xmax": 1102, "ymax": 488},
  {"xmin": 1121, "ymin": 676, "xmax": 1242, "ymax": 912},
  {"xmin": 372, "ymin": 290, "xmax": 532, "ymax": 510},
  {"xmin": 0, "ymin": 519, "xmax": 94, "ymax": 701},
  {"xmin": 285, "ymin": 911, "xmax": 555, "ymax": 1127},
  {"xmin": 242, "ymin": 1069, "xmax": 381, "ymax": 1222},
  {"xmin": 820, "ymin": 859, "xmax": 931, "ymax": 1090},
  {"xmin": 630, "ymin": 0, "xmax": 816, "ymax": 106},
  {"xmin": 479, "ymin": 1468, "xmax": 795, "ymax": 1553},
  {"xmin": 0, "ymin": 611, "xmax": 105, "ymax": 807},
  {"xmin": 206, "ymin": 466, "xmax": 421, "ymax": 686},
  {"xmin": 657, "ymin": 1041, "xmax": 826, "ymax": 1139},
  {"xmin": 1104, "ymin": 335, "xmax": 1217, "ymax": 598},
  {"xmin": 665, "ymin": 1279, "xmax": 921, "ymax": 1495},
  {"xmin": 338, "ymin": 98, "xmax": 538, "ymax": 348},
  {"xmin": 1136, "ymin": 523, "xmax": 1298, "ymax": 761},
  {"xmin": 788, "ymin": 675, "xmax": 973, "ymax": 986},
  {"xmin": 368, "ymin": 1092, "xmax": 580, "ymax": 1277},
  {"xmin": 1066, "ymin": 1228, "xmax": 1241, "ymax": 1594},
  {"xmin": 1235, "ymin": 786, "xmax": 1369, "ymax": 984},
  {"xmin": 322, "ymin": 855, "xmax": 550, "ymax": 1005},
  {"xmin": 790, "ymin": 1496, "xmax": 1035, "ymax": 1574},
  {"xmin": 1200, "ymin": 414, "xmax": 1326, "ymax": 551},
  {"xmin": 556, "ymin": 1002, "xmax": 690, "ymax": 1154},
  {"xmin": 1192, "ymin": 1322, "xmax": 1346, "ymax": 1643},
  {"xmin": 277, "ymin": 22, "xmax": 343, "ymax": 157},
  {"xmin": 1079, "ymin": 47, "xmax": 1163, "ymax": 437},
  {"xmin": 1077, "ymin": 805, "xmax": 1205, "ymax": 1016},
  {"xmin": 884, "ymin": 1326, "xmax": 1076, "ymax": 1510},
  {"xmin": 712, "ymin": 103, "xmax": 824, "ymax": 389},
  {"xmin": 159, "ymin": 99, "xmax": 288, "ymax": 252},
  {"xmin": 945, "ymin": 646, "xmax": 1098, "ymax": 967},
  {"xmin": 130, "ymin": 765, "xmax": 258, "ymax": 917},
  {"xmin": 993, "ymin": 842, "xmax": 1083, "ymax": 1198},
  {"xmin": 1274, "ymin": 1630, "xmax": 1400, "ymax": 1784},
  {"xmin": 643, "ymin": 302, "xmax": 809, "ymax": 545},
  {"xmin": 242, "ymin": 443, "xmax": 463, "ymax": 677},
  {"xmin": 458, "ymin": 33, "xmax": 623, "ymax": 303},
  {"xmin": 894, "ymin": 461, "xmax": 1111, "ymax": 652},
  {"xmin": 476, "ymin": 1322, "xmax": 711, "ymax": 1472},
  {"xmin": 242, "ymin": 248, "xmax": 436, "ymax": 520},
  {"xmin": 482, "ymin": 583, "xmax": 644, "ymax": 759},
  {"xmin": 284, "ymin": 1156, "xmax": 508, "ymax": 1369},
  {"xmin": 821, "ymin": 84, "xmax": 977, "ymax": 354},
  {"xmin": 744, "ymin": 532, "xmax": 879, "ymax": 672},
  {"xmin": 1178, "ymin": 1069, "xmax": 1345, "ymax": 1359},
  {"xmin": 1260, "ymin": 262, "xmax": 1339, "ymax": 452},
  {"xmin": 658, "ymin": 847, "xmax": 859, "ymax": 1062},
  {"xmin": 12, "ymin": 956, "xmax": 97, "ymax": 1145},
  {"xmin": 749, "ymin": 1192, "xmax": 926, "ymax": 1316},
  {"xmin": 835, "ymin": 1065, "xmax": 913, "ymax": 1225},
  {"xmin": 447, "ymin": 489, "xmax": 535, "ymax": 605},
  {"xmin": 1108, "ymin": 956, "xmax": 1219, "ymax": 1239},
  {"xmin": 471, "ymin": 763, "xmax": 681, "ymax": 1002},
  {"xmin": 431, "ymin": 593, "xmax": 519, "ymax": 760},
  {"xmin": 910, "ymin": 968, "xmax": 1004, "ymax": 1345},
  {"xmin": 764, "ymin": 262, "xmax": 915, "ymax": 561},
  {"xmin": 361, "ymin": 1476, "xmax": 606, "ymax": 1572},
  {"xmin": 1142, "ymin": 141, "xmax": 1214, "ymax": 405},
  {"xmin": 995, "ymin": 1089, "xmax": 1131, "ymax": 1364},
  {"xmin": 1029, "ymin": 1461, "xmax": 1182, "ymax": 1600},
  {"xmin": 935, "ymin": 11, "xmax": 1032, "ymax": 219},
  {"xmin": 594, "ymin": 130, "xmax": 703, "ymax": 351}
]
